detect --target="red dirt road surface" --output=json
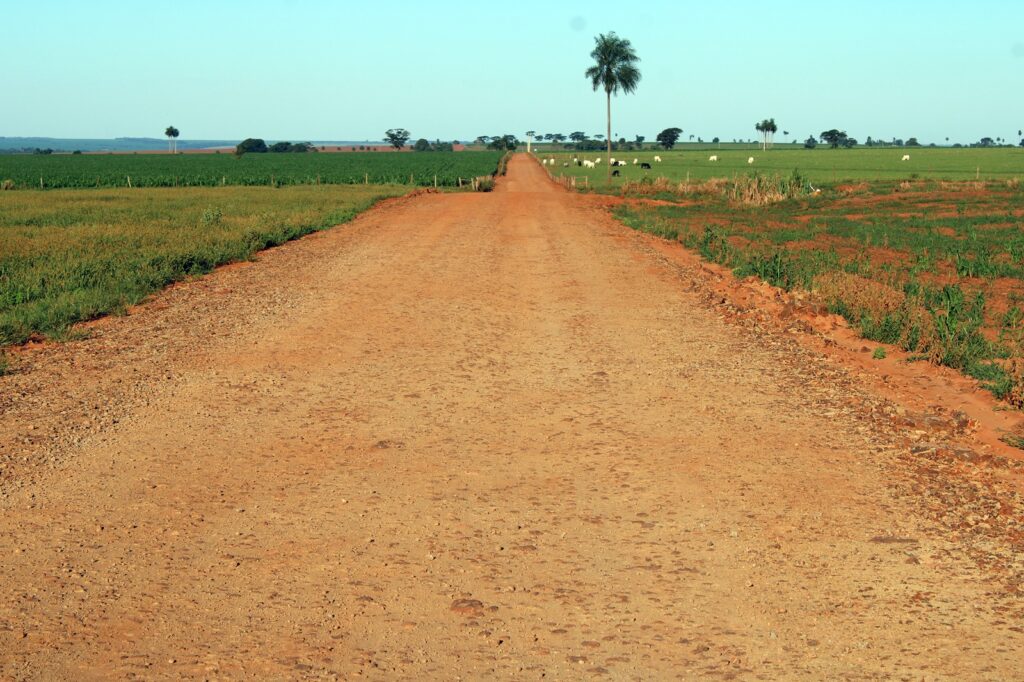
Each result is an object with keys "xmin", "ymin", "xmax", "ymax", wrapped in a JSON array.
[{"xmin": 1, "ymin": 155, "xmax": 1022, "ymax": 679}]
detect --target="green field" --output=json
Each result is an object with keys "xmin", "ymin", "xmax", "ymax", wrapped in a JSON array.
[
  {"xmin": 0, "ymin": 185, "xmax": 406, "ymax": 347},
  {"xmin": 0, "ymin": 151, "xmax": 503, "ymax": 190},
  {"xmin": 536, "ymin": 147, "xmax": 1023, "ymax": 188}
]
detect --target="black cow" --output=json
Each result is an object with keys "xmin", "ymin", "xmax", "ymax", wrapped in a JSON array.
[
  {"xmin": 640, "ymin": 162, "xmax": 652, "ymax": 169},
  {"xmin": 612, "ymin": 169, "xmax": 621, "ymax": 177}
]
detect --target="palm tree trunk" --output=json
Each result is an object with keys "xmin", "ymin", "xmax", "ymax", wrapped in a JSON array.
[{"xmin": 606, "ymin": 90, "xmax": 612, "ymax": 184}]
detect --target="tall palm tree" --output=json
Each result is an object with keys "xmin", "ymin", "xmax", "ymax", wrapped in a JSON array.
[{"xmin": 585, "ymin": 32, "xmax": 641, "ymax": 182}]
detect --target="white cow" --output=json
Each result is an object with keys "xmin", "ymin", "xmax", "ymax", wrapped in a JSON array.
[
  {"xmin": 708, "ymin": 155, "xmax": 719, "ymax": 162},
  {"xmin": 902, "ymin": 154, "xmax": 911, "ymax": 161},
  {"xmin": 748, "ymin": 157, "xmax": 754, "ymax": 164},
  {"xmin": 583, "ymin": 160, "xmax": 596, "ymax": 168},
  {"xmin": 610, "ymin": 158, "xmax": 617, "ymax": 165},
  {"xmin": 595, "ymin": 157, "xmax": 602, "ymax": 164},
  {"xmin": 654, "ymin": 155, "xmax": 662, "ymax": 162},
  {"xmin": 541, "ymin": 159, "xmax": 548, "ymax": 165},
  {"xmin": 633, "ymin": 158, "xmax": 638, "ymax": 165}
]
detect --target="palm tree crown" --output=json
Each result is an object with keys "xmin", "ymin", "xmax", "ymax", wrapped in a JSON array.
[
  {"xmin": 585, "ymin": 32, "xmax": 641, "ymax": 96},
  {"xmin": 585, "ymin": 32, "xmax": 641, "ymax": 183}
]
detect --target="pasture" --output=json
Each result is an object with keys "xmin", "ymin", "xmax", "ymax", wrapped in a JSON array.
[
  {"xmin": 537, "ymin": 147, "xmax": 1023, "ymax": 187},
  {"xmin": 0, "ymin": 151, "xmax": 504, "ymax": 190},
  {"xmin": 0, "ymin": 184, "xmax": 405, "ymax": 346}
]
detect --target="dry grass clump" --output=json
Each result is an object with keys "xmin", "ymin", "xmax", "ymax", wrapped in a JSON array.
[
  {"xmin": 727, "ymin": 172, "xmax": 805, "ymax": 206},
  {"xmin": 938, "ymin": 180, "xmax": 987, "ymax": 192},
  {"xmin": 812, "ymin": 271, "xmax": 940, "ymax": 359},
  {"xmin": 1, "ymin": 180, "xmax": 14, "ymax": 191},
  {"xmin": 813, "ymin": 271, "xmax": 905, "ymax": 317}
]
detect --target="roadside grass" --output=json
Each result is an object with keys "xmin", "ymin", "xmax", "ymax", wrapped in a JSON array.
[
  {"xmin": 612, "ymin": 181, "xmax": 1024, "ymax": 405},
  {"xmin": 0, "ymin": 184, "xmax": 406, "ymax": 346}
]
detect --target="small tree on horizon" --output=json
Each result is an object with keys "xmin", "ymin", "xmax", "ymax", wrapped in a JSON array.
[
  {"xmin": 164, "ymin": 126, "xmax": 179, "ymax": 154},
  {"xmin": 656, "ymin": 127, "xmax": 683, "ymax": 150},
  {"xmin": 585, "ymin": 31, "xmax": 641, "ymax": 183},
  {"xmin": 384, "ymin": 128, "xmax": 411, "ymax": 150},
  {"xmin": 755, "ymin": 118, "xmax": 777, "ymax": 150}
]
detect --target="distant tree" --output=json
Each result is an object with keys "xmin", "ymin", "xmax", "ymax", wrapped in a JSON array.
[
  {"xmin": 656, "ymin": 127, "xmax": 683, "ymax": 150},
  {"xmin": 689, "ymin": 134, "xmax": 695, "ymax": 141},
  {"xmin": 865, "ymin": 136, "xmax": 874, "ymax": 147},
  {"xmin": 842, "ymin": 137, "xmax": 858, "ymax": 148},
  {"xmin": 235, "ymin": 138, "xmax": 268, "ymax": 155},
  {"xmin": 164, "ymin": 126, "xmax": 180, "ymax": 154},
  {"xmin": 551, "ymin": 133, "xmax": 566, "ymax": 144},
  {"xmin": 72, "ymin": 150, "xmax": 82, "ymax": 155},
  {"xmin": 906, "ymin": 137, "xmax": 921, "ymax": 146},
  {"xmin": 525, "ymin": 130, "xmax": 536, "ymax": 152},
  {"xmin": 384, "ymin": 128, "xmax": 411, "ymax": 149},
  {"xmin": 569, "ymin": 131, "xmax": 587, "ymax": 143},
  {"xmin": 487, "ymin": 134, "xmax": 518, "ymax": 151},
  {"xmin": 585, "ymin": 31, "xmax": 641, "ymax": 182},
  {"xmin": 475, "ymin": 136, "xmax": 491, "ymax": 145},
  {"xmin": 413, "ymin": 138, "xmax": 431, "ymax": 152},
  {"xmin": 635, "ymin": 135, "xmax": 645, "ymax": 145},
  {"xmin": 819, "ymin": 129, "xmax": 849, "ymax": 149},
  {"xmin": 782, "ymin": 130, "xmax": 789, "ymax": 140},
  {"xmin": 712, "ymin": 136, "xmax": 720, "ymax": 144},
  {"xmin": 803, "ymin": 136, "xmax": 817, "ymax": 149},
  {"xmin": 979, "ymin": 137, "xmax": 996, "ymax": 147},
  {"xmin": 755, "ymin": 118, "xmax": 777, "ymax": 150},
  {"xmin": 1019, "ymin": 139, "xmax": 1024, "ymax": 147}
]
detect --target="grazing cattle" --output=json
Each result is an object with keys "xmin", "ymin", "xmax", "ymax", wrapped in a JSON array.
[
  {"xmin": 748, "ymin": 157, "xmax": 754, "ymax": 164},
  {"xmin": 616, "ymin": 160, "xmax": 627, "ymax": 166},
  {"xmin": 640, "ymin": 162, "xmax": 652, "ymax": 169},
  {"xmin": 583, "ymin": 160, "xmax": 596, "ymax": 168},
  {"xmin": 595, "ymin": 157, "xmax": 602, "ymax": 164},
  {"xmin": 562, "ymin": 162, "xmax": 569, "ymax": 167},
  {"xmin": 654, "ymin": 155, "xmax": 662, "ymax": 162},
  {"xmin": 541, "ymin": 159, "xmax": 548, "ymax": 165},
  {"xmin": 610, "ymin": 158, "xmax": 617, "ymax": 165},
  {"xmin": 708, "ymin": 155, "xmax": 719, "ymax": 161},
  {"xmin": 612, "ymin": 169, "xmax": 621, "ymax": 177},
  {"xmin": 902, "ymin": 154, "xmax": 911, "ymax": 161},
  {"xmin": 633, "ymin": 158, "xmax": 639, "ymax": 165}
]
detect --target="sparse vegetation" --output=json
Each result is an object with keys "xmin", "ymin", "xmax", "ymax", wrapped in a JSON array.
[{"xmin": 612, "ymin": 180, "xmax": 1024, "ymax": 404}]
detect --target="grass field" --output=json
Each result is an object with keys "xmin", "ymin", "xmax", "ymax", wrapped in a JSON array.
[
  {"xmin": 537, "ymin": 147, "xmax": 1023, "ymax": 188},
  {"xmin": 0, "ymin": 151, "xmax": 503, "ymax": 190},
  {"xmin": 613, "ymin": 178, "xmax": 1024, "ymax": 405},
  {"xmin": 0, "ymin": 184, "xmax": 406, "ymax": 348}
]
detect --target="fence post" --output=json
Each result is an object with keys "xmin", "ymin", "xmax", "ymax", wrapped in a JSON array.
[
  {"xmin": 40, "ymin": 176, "xmax": 44, "ymax": 189},
  {"xmin": 127, "ymin": 175, "xmax": 132, "ymax": 188},
  {"xmin": 434, "ymin": 174, "xmax": 437, "ymax": 188}
]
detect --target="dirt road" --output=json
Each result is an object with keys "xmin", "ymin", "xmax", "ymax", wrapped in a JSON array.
[{"xmin": 1, "ymin": 155, "xmax": 1022, "ymax": 679}]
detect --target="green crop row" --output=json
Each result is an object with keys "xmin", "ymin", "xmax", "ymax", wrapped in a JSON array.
[{"xmin": 0, "ymin": 151, "xmax": 504, "ymax": 190}]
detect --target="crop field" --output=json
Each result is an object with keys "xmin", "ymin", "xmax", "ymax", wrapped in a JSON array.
[
  {"xmin": 613, "ymin": 178, "xmax": 1024, "ymax": 404},
  {"xmin": 0, "ymin": 151, "xmax": 504, "ymax": 189},
  {"xmin": 0, "ymin": 184, "xmax": 405, "ymax": 347},
  {"xmin": 537, "ymin": 147, "xmax": 1023, "ymax": 187}
]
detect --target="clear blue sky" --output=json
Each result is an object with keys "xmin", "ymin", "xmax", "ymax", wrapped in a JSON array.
[{"xmin": 3, "ymin": 0, "xmax": 1022, "ymax": 144}]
